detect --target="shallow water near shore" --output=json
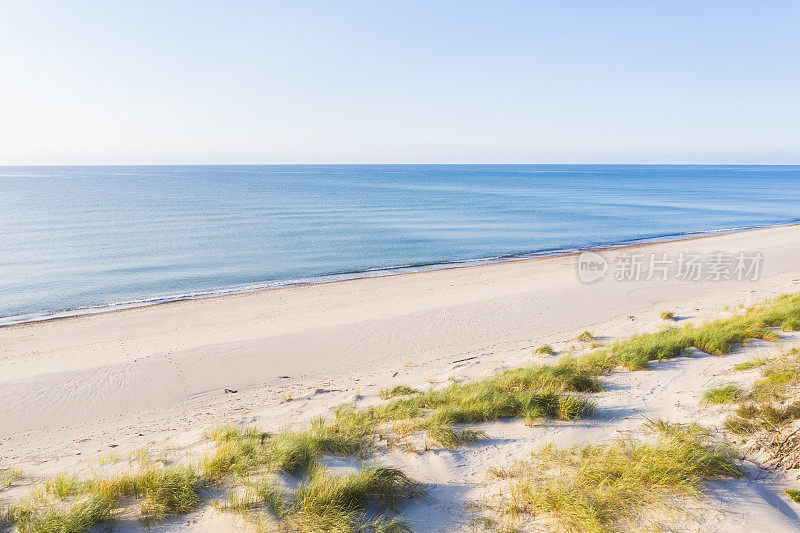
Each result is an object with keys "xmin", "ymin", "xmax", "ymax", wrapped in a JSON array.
[{"xmin": 2, "ymin": 164, "xmax": 799, "ymax": 324}]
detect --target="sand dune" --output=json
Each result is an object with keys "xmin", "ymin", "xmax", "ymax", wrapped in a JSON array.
[{"xmin": 3, "ymin": 224, "xmax": 800, "ymax": 530}]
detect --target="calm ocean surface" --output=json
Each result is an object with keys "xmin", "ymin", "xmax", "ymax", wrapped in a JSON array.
[{"xmin": 2, "ymin": 165, "xmax": 799, "ymax": 324}]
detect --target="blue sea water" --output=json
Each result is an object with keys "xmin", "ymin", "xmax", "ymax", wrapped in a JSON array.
[{"xmin": 1, "ymin": 165, "xmax": 799, "ymax": 324}]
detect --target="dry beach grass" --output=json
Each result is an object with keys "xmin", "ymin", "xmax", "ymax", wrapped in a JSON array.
[{"xmin": 4, "ymin": 291, "xmax": 800, "ymax": 531}]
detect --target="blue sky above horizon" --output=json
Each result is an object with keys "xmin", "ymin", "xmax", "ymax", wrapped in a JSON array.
[{"xmin": 1, "ymin": 1, "xmax": 798, "ymax": 165}]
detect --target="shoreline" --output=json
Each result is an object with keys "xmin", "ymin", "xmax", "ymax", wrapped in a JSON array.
[
  {"xmin": 3, "ymin": 223, "xmax": 800, "ymax": 531},
  {"xmin": 4, "ymin": 219, "xmax": 799, "ymax": 328},
  {"xmin": 3, "ymin": 223, "xmax": 800, "ymax": 530},
  {"xmin": 3, "ymin": 223, "xmax": 800, "ymax": 437}
]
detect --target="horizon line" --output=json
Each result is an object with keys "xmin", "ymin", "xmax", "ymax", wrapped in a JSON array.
[{"xmin": 2, "ymin": 162, "xmax": 800, "ymax": 167}]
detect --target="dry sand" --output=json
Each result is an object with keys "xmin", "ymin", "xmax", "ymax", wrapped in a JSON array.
[{"xmin": 2, "ymin": 224, "xmax": 800, "ymax": 531}]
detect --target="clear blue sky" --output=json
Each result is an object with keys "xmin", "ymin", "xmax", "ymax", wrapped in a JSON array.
[{"xmin": 1, "ymin": 1, "xmax": 798, "ymax": 164}]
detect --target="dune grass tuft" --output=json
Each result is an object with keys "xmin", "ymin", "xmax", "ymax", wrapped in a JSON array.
[
  {"xmin": 781, "ymin": 317, "xmax": 800, "ymax": 331},
  {"xmin": 379, "ymin": 386, "xmax": 421, "ymax": 400},
  {"xmin": 701, "ymin": 384, "xmax": 742, "ymax": 405},
  {"xmin": 734, "ymin": 356, "xmax": 771, "ymax": 371},
  {"xmin": 129, "ymin": 465, "xmax": 203, "ymax": 524},
  {"xmin": 317, "ymin": 359, "xmax": 600, "ymax": 451},
  {"xmin": 218, "ymin": 466, "xmax": 422, "ymax": 532},
  {"xmin": 10, "ymin": 493, "xmax": 119, "ymax": 533},
  {"xmin": 253, "ymin": 477, "xmax": 289, "ymax": 519},
  {"xmin": 8, "ymin": 427, "xmax": 416, "ymax": 533},
  {"xmin": 660, "ymin": 310, "xmax": 676, "ymax": 320},
  {"xmin": 425, "ymin": 425, "xmax": 486, "ymax": 449},
  {"xmin": 749, "ymin": 349, "xmax": 800, "ymax": 403},
  {"xmin": 577, "ymin": 331, "xmax": 595, "ymax": 341},
  {"xmin": 202, "ymin": 421, "xmax": 369, "ymax": 478},
  {"xmin": 0, "ymin": 468, "xmax": 23, "ymax": 490},
  {"xmin": 8, "ymin": 463, "xmax": 205, "ymax": 532},
  {"xmin": 720, "ymin": 348, "xmax": 800, "ymax": 435},
  {"xmin": 45, "ymin": 473, "xmax": 83, "ymax": 500},
  {"xmin": 607, "ymin": 328, "xmax": 691, "ymax": 369},
  {"xmin": 722, "ymin": 416, "xmax": 758, "ymax": 435},
  {"xmin": 568, "ymin": 293, "xmax": 800, "ymax": 371},
  {"xmin": 491, "ymin": 360, "xmax": 602, "ymax": 394},
  {"xmin": 293, "ymin": 465, "xmax": 421, "ymax": 531},
  {"xmin": 494, "ymin": 422, "xmax": 741, "ymax": 532},
  {"xmin": 534, "ymin": 345, "xmax": 554, "ymax": 355},
  {"xmin": 724, "ymin": 402, "xmax": 800, "ymax": 434},
  {"xmin": 382, "ymin": 381, "xmax": 594, "ymax": 426}
]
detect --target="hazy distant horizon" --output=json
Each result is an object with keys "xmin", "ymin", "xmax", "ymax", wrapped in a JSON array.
[{"xmin": 2, "ymin": 162, "xmax": 800, "ymax": 168}]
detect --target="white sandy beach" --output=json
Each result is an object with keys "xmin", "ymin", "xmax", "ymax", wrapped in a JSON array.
[{"xmin": 3, "ymin": 224, "xmax": 800, "ymax": 531}]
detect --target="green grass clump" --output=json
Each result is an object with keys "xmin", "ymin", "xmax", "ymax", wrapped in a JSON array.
[
  {"xmin": 0, "ymin": 468, "xmax": 23, "ymax": 489},
  {"xmin": 11, "ymin": 423, "xmax": 404, "ymax": 532},
  {"xmin": 723, "ymin": 402, "xmax": 800, "ymax": 434},
  {"xmin": 734, "ymin": 356, "xmax": 771, "ymax": 371},
  {"xmin": 8, "ymin": 463, "xmax": 205, "ymax": 532},
  {"xmin": 496, "ymin": 423, "xmax": 741, "ymax": 532},
  {"xmin": 749, "ymin": 351, "xmax": 800, "ymax": 402},
  {"xmin": 735, "ymin": 404, "xmax": 761, "ymax": 419},
  {"xmin": 609, "ymin": 328, "xmax": 692, "ymax": 369},
  {"xmin": 722, "ymin": 348, "xmax": 800, "ymax": 434},
  {"xmin": 691, "ymin": 317, "xmax": 777, "ymax": 355},
  {"xmin": 758, "ymin": 402, "xmax": 800, "ymax": 426},
  {"xmin": 425, "ymin": 425, "xmax": 485, "ymax": 449},
  {"xmin": 254, "ymin": 478, "xmax": 288, "ymax": 519},
  {"xmin": 701, "ymin": 384, "xmax": 743, "ymax": 405},
  {"xmin": 219, "ymin": 466, "xmax": 421, "ymax": 532},
  {"xmin": 203, "ymin": 421, "xmax": 369, "ymax": 478},
  {"xmin": 786, "ymin": 489, "xmax": 800, "ymax": 502},
  {"xmin": 781, "ymin": 317, "xmax": 800, "ymax": 331},
  {"xmin": 573, "ymin": 293, "xmax": 800, "ymax": 371},
  {"xmin": 642, "ymin": 419, "xmax": 713, "ymax": 441},
  {"xmin": 387, "ymin": 381, "xmax": 594, "ymax": 426},
  {"xmin": 534, "ymin": 345, "xmax": 554, "ymax": 355},
  {"xmin": 713, "ymin": 348, "xmax": 800, "ymax": 437},
  {"xmin": 568, "ymin": 348, "xmax": 617, "ymax": 374},
  {"xmin": 321, "ymin": 360, "xmax": 598, "ymax": 450},
  {"xmin": 45, "ymin": 473, "xmax": 83, "ymax": 500},
  {"xmin": 216, "ymin": 464, "xmax": 422, "ymax": 532},
  {"xmin": 723, "ymin": 416, "xmax": 757, "ymax": 435},
  {"xmin": 379, "ymin": 386, "xmax": 421, "ymax": 400},
  {"xmin": 293, "ymin": 466, "xmax": 420, "ymax": 532},
  {"xmin": 268, "ymin": 427, "xmax": 367, "ymax": 474},
  {"xmin": 129, "ymin": 465, "xmax": 203, "ymax": 524},
  {"xmin": 202, "ymin": 426, "xmax": 274, "ymax": 478},
  {"xmin": 10, "ymin": 493, "xmax": 118, "ymax": 533},
  {"xmin": 751, "ymin": 293, "xmax": 800, "ymax": 325},
  {"xmin": 490, "ymin": 360, "xmax": 602, "ymax": 394},
  {"xmin": 660, "ymin": 310, "xmax": 675, "ymax": 320},
  {"xmin": 577, "ymin": 331, "xmax": 595, "ymax": 341}
]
